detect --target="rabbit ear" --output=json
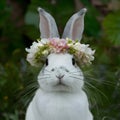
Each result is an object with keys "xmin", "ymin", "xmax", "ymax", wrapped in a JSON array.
[
  {"xmin": 62, "ymin": 8, "xmax": 87, "ymax": 41},
  {"xmin": 38, "ymin": 7, "xmax": 59, "ymax": 38}
]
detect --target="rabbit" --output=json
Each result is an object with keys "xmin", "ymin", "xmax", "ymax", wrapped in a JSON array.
[{"xmin": 25, "ymin": 7, "xmax": 93, "ymax": 120}]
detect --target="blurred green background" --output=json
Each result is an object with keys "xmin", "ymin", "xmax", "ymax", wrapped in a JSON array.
[{"xmin": 0, "ymin": 0, "xmax": 120, "ymax": 120}]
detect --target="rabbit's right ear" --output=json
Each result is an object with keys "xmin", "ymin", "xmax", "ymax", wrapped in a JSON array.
[
  {"xmin": 62, "ymin": 8, "xmax": 87, "ymax": 42},
  {"xmin": 38, "ymin": 7, "xmax": 59, "ymax": 38}
]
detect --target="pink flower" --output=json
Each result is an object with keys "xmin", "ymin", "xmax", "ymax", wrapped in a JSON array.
[
  {"xmin": 49, "ymin": 38, "xmax": 69, "ymax": 53},
  {"xmin": 49, "ymin": 38, "xmax": 58, "ymax": 46}
]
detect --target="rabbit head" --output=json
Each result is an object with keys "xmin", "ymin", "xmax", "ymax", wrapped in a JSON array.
[{"xmin": 34, "ymin": 8, "xmax": 88, "ymax": 93}]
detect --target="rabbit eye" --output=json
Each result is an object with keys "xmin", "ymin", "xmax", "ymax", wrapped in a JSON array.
[
  {"xmin": 45, "ymin": 58, "xmax": 48, "ymax": 66},
  {"xmin": 72, "ymin": 58, "xmax": 76, "ymax": 65}
]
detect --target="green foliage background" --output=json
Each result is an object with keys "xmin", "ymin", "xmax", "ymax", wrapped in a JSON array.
[{"xmin": 0, "ymin": 0, "xmax": 120, "ymax": 120}]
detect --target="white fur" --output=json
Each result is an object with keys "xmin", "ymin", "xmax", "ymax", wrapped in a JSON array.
[
  {"xmin": 26, "ymin": 89, "xmax": 93, "ymax": 120},
  {"xmin": 26, "ymin": 53, "xmax": 93, "ymax": 120}
]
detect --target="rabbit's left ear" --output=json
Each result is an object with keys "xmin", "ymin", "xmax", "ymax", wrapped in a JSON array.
[
  {"xmin": 62, "ymin": 8, "xmax": 87, "ymax": 41},
  {"xmin": 38, "ymin": 7, "xmax": 59, "ymax": 38}
]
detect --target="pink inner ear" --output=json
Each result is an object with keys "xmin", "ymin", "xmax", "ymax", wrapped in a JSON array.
[
  {"xmin": 72, "ymin": 17, "xmax": 83, "ymax": 41},
  {"xmin": 40, "ymin": 14, "xmax": 50, "ymax": 38}
]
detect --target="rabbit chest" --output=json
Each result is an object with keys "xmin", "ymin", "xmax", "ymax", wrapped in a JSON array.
[{"xmin": 27, "ymin": 89, "xmax": 92, "ymax": 120}]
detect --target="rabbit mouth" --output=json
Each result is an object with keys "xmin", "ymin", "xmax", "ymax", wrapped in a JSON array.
[
  {"xmin": 56, "ymin": 82, "xmax": 67, "ymax": 86},
  {"xmin": 55, "ymin": 80, "xmax": 68, "ymax": 87}
]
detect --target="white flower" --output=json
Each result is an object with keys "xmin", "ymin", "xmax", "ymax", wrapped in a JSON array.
[
  {"xmin": 41, "ymin": 38, "xmax": 49, "ymax": 44},
  {"xmin": 25, "ymin": 41, "xmax": 45, "ymax": 66},
  {"xmin": 25, "ymin": 38, "xmax": 95, "ymax": 66},
  {"xmin": 73, "ymin": 42, "xmax": 81, "ymax": 50},
  {"xmin": 73, "ymin": 42, "xmax": 95, "ymax": 65}
]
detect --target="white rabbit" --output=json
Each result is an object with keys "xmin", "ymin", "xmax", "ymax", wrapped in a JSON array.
[{"xmin": 25, "ymin": 7, "xmax": 93, "ymax": 120}]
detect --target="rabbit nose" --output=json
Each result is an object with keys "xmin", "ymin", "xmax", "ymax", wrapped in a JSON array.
[{"xmin": 56, "ymin": 74, "xmax": 64, "ymax": 80}]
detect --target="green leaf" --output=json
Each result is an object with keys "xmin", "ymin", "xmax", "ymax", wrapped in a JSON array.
[{"xmin": 103, "ymin": 11, "xmax": 120, "ymax": 46}]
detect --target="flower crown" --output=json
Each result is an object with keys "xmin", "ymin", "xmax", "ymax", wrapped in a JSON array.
[{"xmin": 26, "ymin": 38, "xmax": 95, "ymax": 67}]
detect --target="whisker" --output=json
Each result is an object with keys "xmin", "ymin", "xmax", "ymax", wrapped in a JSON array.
[
  {"xmin": 84, "ymin": 73, "xmax": 114, "ymax": 86},
  {"xmin": 26, "ymin": 79, "xmax": 37, "ymax": 85},
  {"xmin": 17, "ymin": 80, "xmax": 38, "ymax": 107},
  {"xmin": 85, "ymin": 86, "xmax": 105, "ymax": 106},
  {"xmin": 41, "ymin": 73, "xmax": 51, "ymax": 75},
  {"xmin": 39, "ymin": 74, "xmax": 50, "ymax": 77},
  {"xmin": 70, "ymin": 75, "xmax": 108, "ymax": 103},
  {"xmin": 38, "ymin": 76, "xmax": 51, "ymax": 79},
  {"xmin": 84, "ymin": 81, "xmax": 108, "ymax": 101},
  {"xmin": 23, "ymin": 87, "xmax": 37, "ymax": 96},
  {"xmin": 69, "ymin": 73, "xmax": 83, "ymax": 77},
  {"xmin": 44, "ymin": 69, "xmax": 52, "ymax": 73},
  {"xmin": 84, "ymin": 70, "xmax": 93, "ymax": 74},
  {"xmin": 69, "ymin": 76, "xmax": 82, "ymax": 80},
  {"xmin": 69, "ymin": 70, "xmax": 81, "ymax": 74}
]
